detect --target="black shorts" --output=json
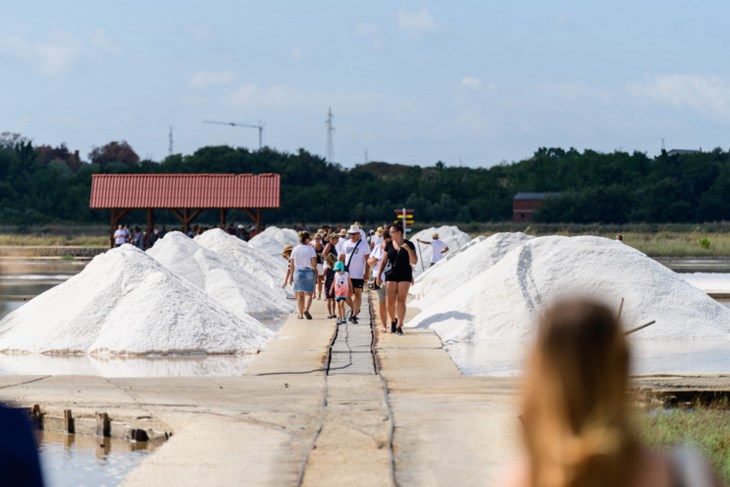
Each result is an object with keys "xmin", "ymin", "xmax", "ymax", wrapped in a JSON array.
[{"xmin": 351, "ymin": 278, "xmax": 364, "ymax": 289}]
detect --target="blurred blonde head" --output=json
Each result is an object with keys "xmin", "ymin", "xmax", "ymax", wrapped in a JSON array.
[{"xmin": 521, "ymin": 299, "xmax": 638, "ymax": 487}]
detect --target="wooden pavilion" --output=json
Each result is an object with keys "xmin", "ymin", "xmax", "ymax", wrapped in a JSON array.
[{"xmin": 89, "ymin": 173, "xmax": 280, "ymax": 247}]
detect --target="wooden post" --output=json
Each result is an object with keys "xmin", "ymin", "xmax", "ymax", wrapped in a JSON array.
[
  {"xmin": 109, "ymin": 209, "xmax": 116, "ymax": 248},
  {"xmin": 146, "ymin": 208, "xmax": 154, "ymax": 232},
  {"xmin": 63, "ymin": 409, "xmax": 75, "ymax": 434},
  {"xmin": 256, "ymin": 208, "xmax": 262, "ymax": 234},
  {"xmin": 96, "ymin": 412, "xmax": 111, "ymax": 437},
  {"xmin": 183, "ymin": 209, "xmax": 190, "ymax": 233},
  {"xmin": 219, "ymin": 208, "xmax": 226, "ymax": 227}
]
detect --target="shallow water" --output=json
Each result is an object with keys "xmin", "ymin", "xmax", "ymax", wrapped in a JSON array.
[
  {"xmin": 449, "ymin": 339, "xmax": 730, "ymax": 377},
  {"xmin": 38, "ymin": 431, "xmax": 154, "ymax": 487}
]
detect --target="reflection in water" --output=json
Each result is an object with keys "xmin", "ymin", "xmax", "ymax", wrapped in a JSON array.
[
  {"xmin": 0, "ymin": 353, "xmax": 258, "ymax": 377},
  {"xmin": 38, "ymin": 431, "xmax": 154, "ymax": 487}
]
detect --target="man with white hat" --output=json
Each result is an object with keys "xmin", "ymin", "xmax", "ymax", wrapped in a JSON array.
[
  {"xmin": 339, "ymin": 224, "xmax": 370, "ymax": 323},
  {"xmin": 418, "ymin": 232, "xmax": 449, "ymax": 266}
]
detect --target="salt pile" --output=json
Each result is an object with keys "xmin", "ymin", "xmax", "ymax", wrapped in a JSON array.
[
  {"xmin": 248, "ymin": 226, "xmax": 298, "ymax": 257},
  {"xmin": 410, "ymin": 232, "xmax": 532, "ymax": 308},
  {"xmin": 0, "ymin": 245, "xmax": 274, "ymax": 355},
  {"xmin": 147, "ymin": 232, "xmax": 293, "ymax": 320},
  {"xmin": 411, "ymin": 226, "xmax": 471, "ymax": 276},
  {"xmin": 195, "ymin": 229, "xmax": 288, "ymax": 294},
  {"xmin": 408, "ymin": 236, "xmax": 730, "ymax": 342}
]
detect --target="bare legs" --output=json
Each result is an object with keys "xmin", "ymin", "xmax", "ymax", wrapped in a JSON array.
[
  {"xmin": 296, "ymin": 291, "xmax": 305, "ymax": 318},
  {"xmin": 386, "ymin": 281, "xmax": 410, "ymax": 332}
]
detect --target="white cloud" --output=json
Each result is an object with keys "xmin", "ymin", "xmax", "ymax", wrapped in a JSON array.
[
  {"xmin": 395, "ymin": 8, "xmax": 440, "ymax": 35},
  {"xmin": 187, "ymin": 70, "xmax": 237, "ymax": 89},
  {"xmin": 353, "ymin": 21, "xmax": 386, "ymax": 49},
  {"xmin": 461, "ymin": 76, "xmax": 482, "ymax": 90},
  {"xmin": 0, "ymin": 29, "xmax": 121, "ymax": 76},
  {"xmin": 90, "ymin": 28, "xmax": 119, "ymax": 53},
  {"xmin": 0, "ymin": 30, "xmax": 81, "ymax": 75},
  {"xmin": 629, "ymin": 74, "xmax": 730, "ymax": 118}
]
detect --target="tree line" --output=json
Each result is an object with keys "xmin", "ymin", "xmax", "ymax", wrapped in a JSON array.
[{"xmin": 1, "ymin": 133, "xmax": 730, "ymax": 225}]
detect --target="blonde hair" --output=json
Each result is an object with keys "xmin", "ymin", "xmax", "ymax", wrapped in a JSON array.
[
  {"xmin": 325, "ymin": 252, "xmax": 336, "ymax": 267},
  {"xmin": 521, "ymin": 299, "xmax": 638, "ymax": 487},
  {"xmin": 328, "ymin": 233, "xmax": 340, "ymax": 242},
  {"xmin": 281, "ymin": 245, "xmax": 293, "ymax": 260},
  {"xmin": 298, "ymin": 231, "xmax": 311, "ymax": 244}
]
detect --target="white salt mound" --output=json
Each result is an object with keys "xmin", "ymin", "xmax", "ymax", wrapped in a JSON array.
[
  {"xmin": 410, "ymin": 232, "xmax": 532, "ymax": 308},
  {"xmin": 0, "ymin": 245, "xmax": 274, "ymax": 355},
  {"xmin": 147, "ymin": 232, "xmax": 293, "ymax": 320},
  {"xmin": 195, "ymin": 229, "xmax": 288, "ymax": 295},
  {"xmin": 248, "ymin": 226, "xmax": 298, "ymax": 257},
  {"xmin": 411, "ymin": 226, "xmax": 471, "ymax": 277},
  {"xmin": 408, "ymin": 236, "xmax": 730, "ymax": 342}
]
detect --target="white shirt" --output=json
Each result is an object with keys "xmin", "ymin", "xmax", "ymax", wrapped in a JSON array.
[
  {"xmin": 431, "ymin": 239, "xmax": 446, "ymax": 264},
  {"xmin": 339, "ymin": 237, "xmax": 370, "ymax": 279},
  {"xmin": 370, "ymin": 234, "xmax": 383, "ymax": 249},
  {"xmin": 291, "ymin": 244, "xmax": 317, "ymax": 270},
  {"xmin": 114, "ymin": 229, "xmax": 126, "ymax": 245},
  {"xmin": 370, "ymin": 243, "xmax": 387, "ymax": 282}
]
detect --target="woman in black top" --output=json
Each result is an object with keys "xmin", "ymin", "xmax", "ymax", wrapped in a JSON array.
[{"xmin": 377, "ymin": 223, "xmax": 418, "ymax": 335}]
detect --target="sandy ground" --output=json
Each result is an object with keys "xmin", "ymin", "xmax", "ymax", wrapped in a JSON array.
[{"xmin": 0, "ymin": 297, "xmax": 727, "ymax": 486}]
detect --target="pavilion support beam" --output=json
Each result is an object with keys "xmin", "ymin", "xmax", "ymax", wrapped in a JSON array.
[
  {"xmin": 219, "ymin": 208, "xmax": 226, "ymax": 227},
  {"xmin": 168, "ymin": 208, "xmax": 203, "ymax": 233},
  {"xmin": 146, "ymin": 208, "xmax": 155, "ymax": 232},
  {"xmin": 256, "ymin": 208, "xmax": 262, "ymax": 234}
]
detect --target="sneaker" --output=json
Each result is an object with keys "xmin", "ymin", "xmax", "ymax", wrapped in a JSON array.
[
  {"xmin": 396, "ymin": 327, "xmax": 404, "ymax": 336},
  {"xmin": 390, "ymin": 321, "xmax": 397, "ymax": 333},
  {"xmin": 351, "ymin": 315, "xmax": 359, "ymax": 324},
  {"xmin": 304, "ymin": 311, "xmax": 312, "ymax": 320}
]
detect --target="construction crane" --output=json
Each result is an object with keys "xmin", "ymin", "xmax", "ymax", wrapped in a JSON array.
[{"xmin": 203, "ymin": 120, "xmax": 264, "ymax": 150}]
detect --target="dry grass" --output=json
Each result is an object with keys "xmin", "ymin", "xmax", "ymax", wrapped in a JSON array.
[{"xmin": 0, "ymin": 234, "xmax": 107, "ymax": 247}]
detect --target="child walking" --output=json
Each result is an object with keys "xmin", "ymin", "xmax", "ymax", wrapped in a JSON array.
[
  {"xmin": 324, "ymin": 253, "xmax": 337, "ymax": 319},
  {"xmin": 331, "ymin": 261, "xmax": 351, "ymax": 325}
]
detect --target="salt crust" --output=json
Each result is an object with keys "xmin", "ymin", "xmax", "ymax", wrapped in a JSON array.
[
  {"xmin": 248, "ymin": 226, "xmax": 298, "ymax": 257},
  {"xmin": 0, "ymin": 245, "xmax": 274, "ymax": 355},
  {"xmin": 411, "ymin": 226, "xmax": 471, "ymax": 277},
  {"xmin": 408, "ymin": 236, "xmax": 730, "ymax": 342},
  {"xmin": 195, "ymin": 229, "xmax": 288, "ymax": 295},
  {"xmin": 147, "ymin": 232, "xmax": 293, "ymax": 320},
  {"xmin": 410, "ymin": 232, "xmax": 532, "ymax": 308}
]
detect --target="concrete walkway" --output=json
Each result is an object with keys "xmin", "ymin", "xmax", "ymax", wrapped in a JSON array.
[{"xmin": 0, "ymin": 295, "xmax": 521, "ymax": 486}]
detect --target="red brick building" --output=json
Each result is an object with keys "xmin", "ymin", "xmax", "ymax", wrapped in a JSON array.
[{"xmin": 513, "ymin": 192, "xmax": 559, "ymax": 222}]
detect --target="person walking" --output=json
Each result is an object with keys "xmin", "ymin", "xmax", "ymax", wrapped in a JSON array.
[
  {"xmin": 417, "ymin": 232, "xmax": 449, "ymax": 267},
  {"xmin": 500, "ymin": 299, "xmax": 720, "ymax": 487},
  {"xmin": 331, "ymin": 261, "xmax": 351, "ymax": 325},
  {"xmin": 378, "ymin": 223, "xmax": 417, "ymax": 335},
  {"xmin": 289, "ymin": 231, "xmax": 317, "ymax": 320},
  {"xmin": 339, "ymin": 224, "xmax": 370, "ymax": 323},
  {"xmin": 113, "ymin": 224, "xmax": 127, "ymax": 247},
  {"xmin": 311, "ymin": 233, "xmax": 325, "ymax": 300},
  {"xmin": 369, "ymin": 230, "xmax": 392, "ymax": 333},
  {"xmin": 324, "ymin": 253, "xmax": 337, "ymax": 319}
]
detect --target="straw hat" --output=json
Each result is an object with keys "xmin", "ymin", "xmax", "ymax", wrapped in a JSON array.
[
  {"xmin": 432, "ymin": 232, "xmax": 440, "ymax": 239},
  {"xmin": 376, "ymin": 227, "xmax": 383, "ymax": 236}
]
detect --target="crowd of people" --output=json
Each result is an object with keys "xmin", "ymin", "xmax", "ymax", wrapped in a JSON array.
[
  {"xmin": 113, "ymin": 222, "xmax": 263, "ymax": 249},
  {"xmin": 281, "ymin": 221, "xmax": 450, "ymax": 335}
]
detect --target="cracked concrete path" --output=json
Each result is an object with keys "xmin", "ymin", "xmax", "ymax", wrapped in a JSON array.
[{"xmin": 0, "ymin": 296, "xmax": 522, "ymax": 486}]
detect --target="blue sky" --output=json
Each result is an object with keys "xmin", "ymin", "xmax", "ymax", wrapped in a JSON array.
[{"xmin": 2, "ymin": 1, "xmax": 729, "ymax": 167}]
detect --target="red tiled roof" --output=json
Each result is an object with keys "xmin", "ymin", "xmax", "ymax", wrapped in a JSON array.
[{"xmin": 89, "ymin": 174, "xmax": 280, "ymax": 209}]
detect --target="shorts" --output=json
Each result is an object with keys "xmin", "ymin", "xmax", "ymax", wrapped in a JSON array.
[
  {"xmin": 351, "ymin": 278, "xmax": 364, "ymax": 289},
  {"xmin": 375, "ymin": 285, "xmax": 386, "ymax": 303},
  {"xmin": 385, "ymin": 269, "xmax": 412, "ymax": 283},
  {"xmin": 335, "ymin": 296, "xmax": 347, "ymax": 302},
  {"xmin": 293, "ymin": 268, "xmax": 315, "ymax": 293},
  {"xmin": 317, "ymin": 263, "xmax": 324, "ymax": 275}
]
